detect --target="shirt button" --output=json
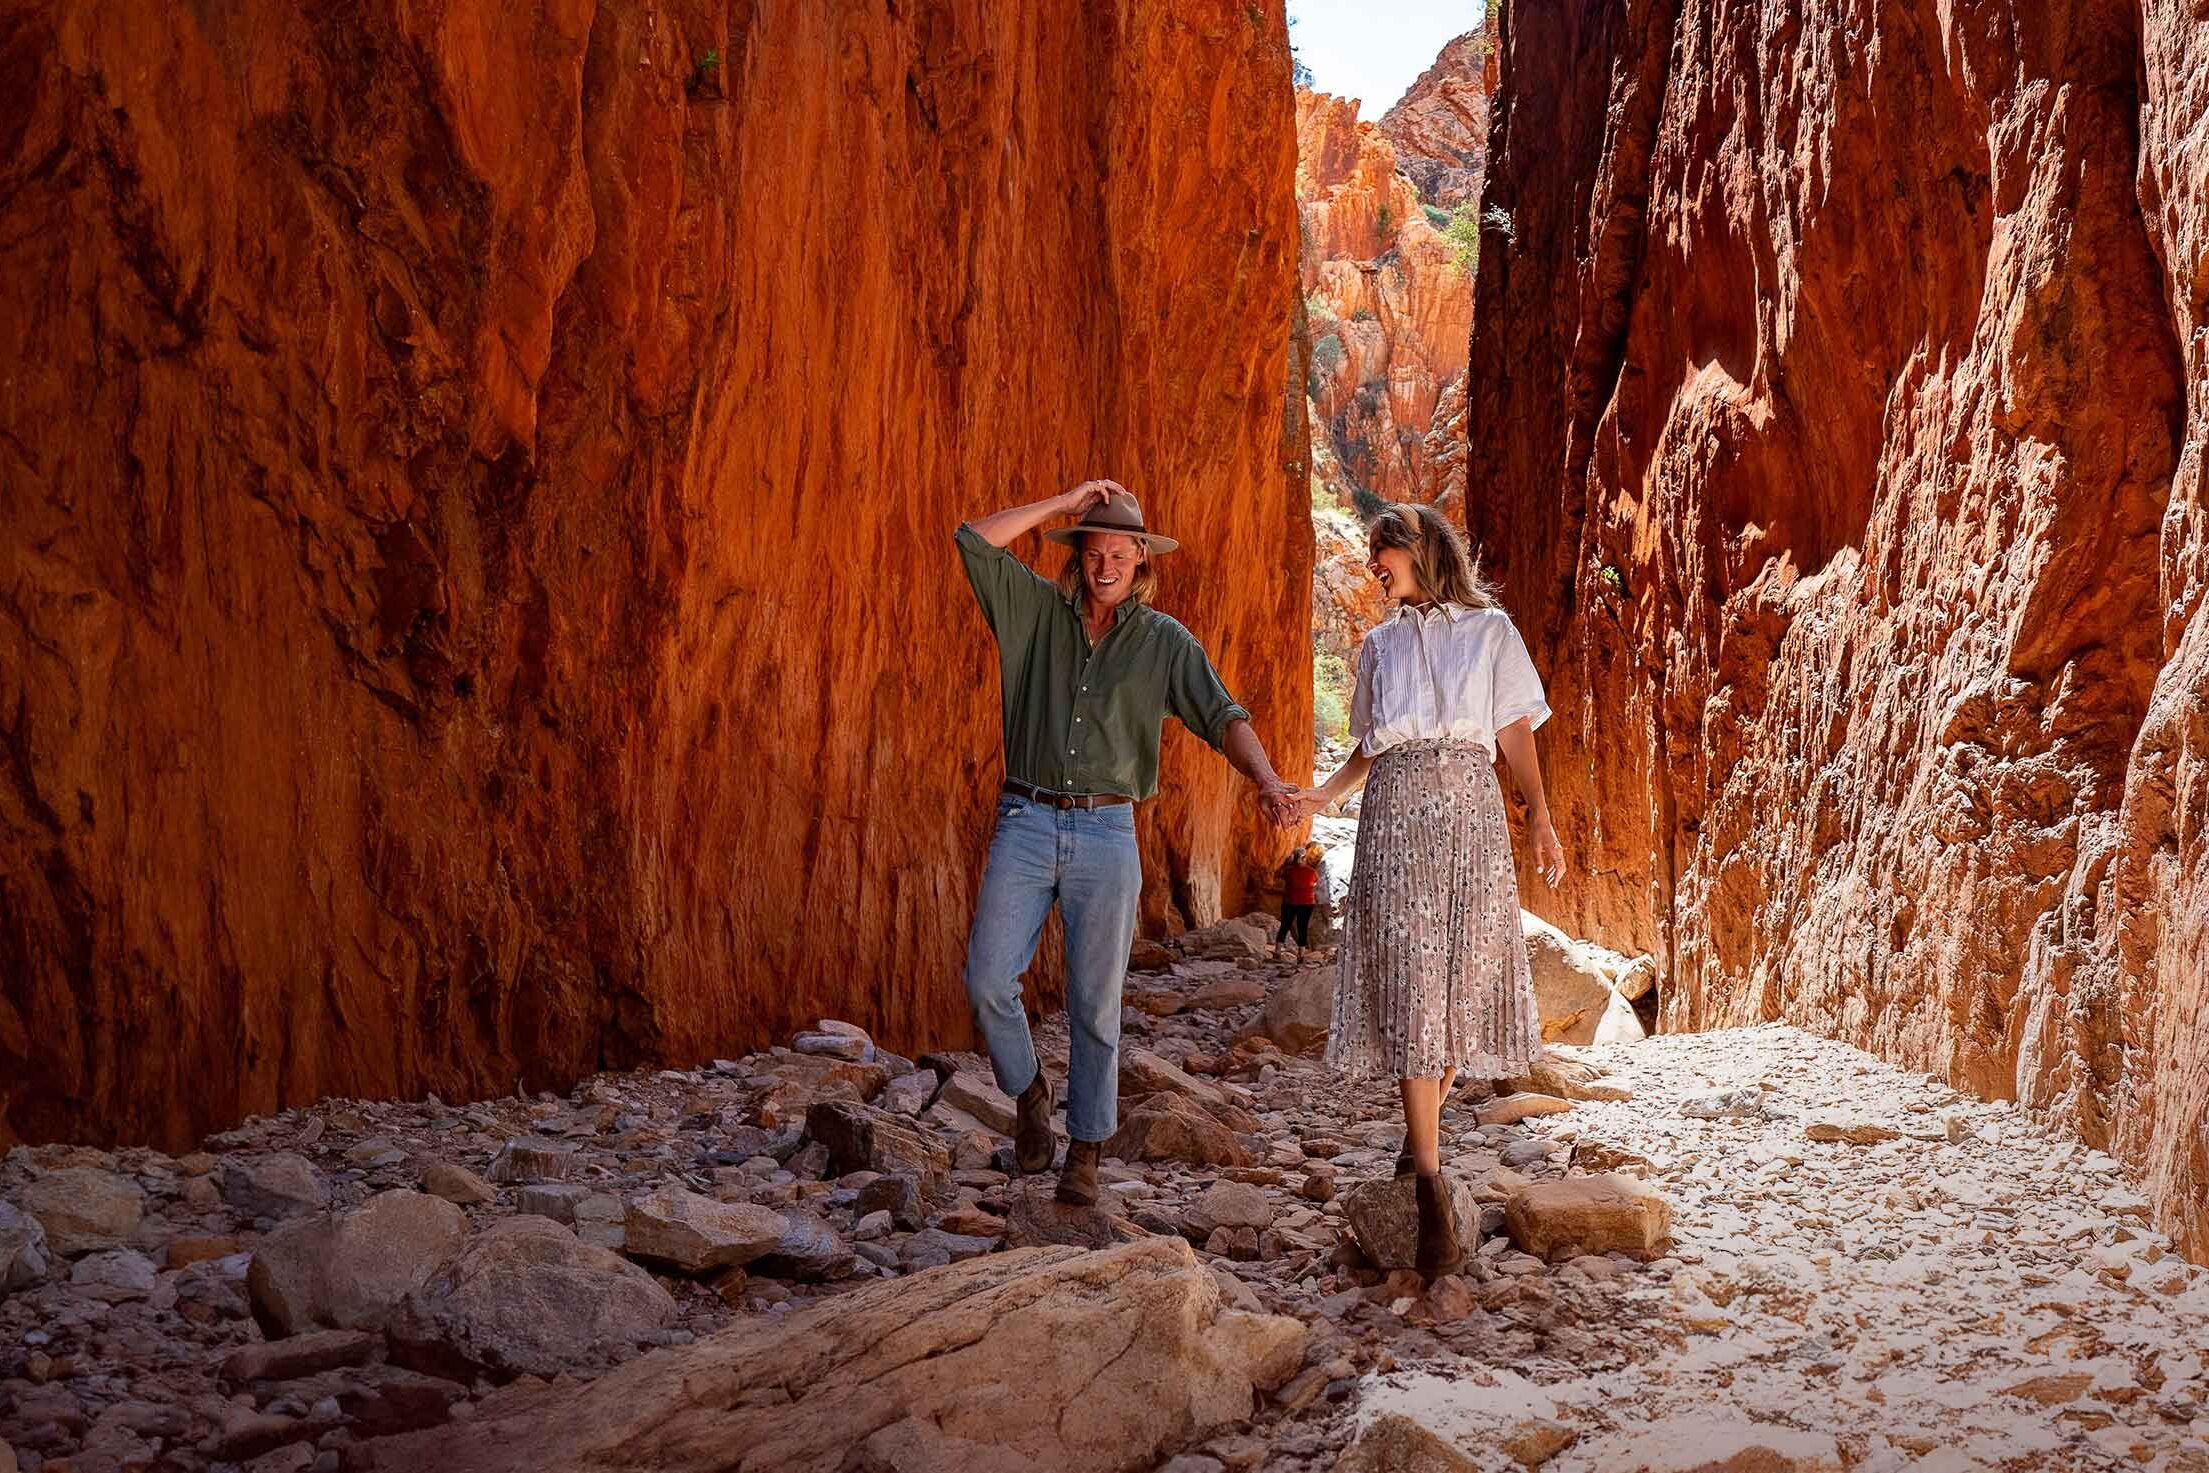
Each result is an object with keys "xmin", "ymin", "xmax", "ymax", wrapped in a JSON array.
[{"xmin": 1075, "ymin": 716, "xmax": 1083, "ymax": 723}]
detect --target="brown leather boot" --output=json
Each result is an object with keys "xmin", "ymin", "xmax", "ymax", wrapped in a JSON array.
[
  {"xmin": 1056, "ymin": 1139, "xmax": 1101, "ymax": 1205},
  {"xmin": 1393, "ymin": 1142, "xmax": 1416, "ymax": 1178},
  {"xmin": 1014, "ymin": 1071, "xmax": 1056, "ymax": 1175},
  {"xmin": 1414, "ymin": 1172, "xmax": 1466, "ymax": 1281}
]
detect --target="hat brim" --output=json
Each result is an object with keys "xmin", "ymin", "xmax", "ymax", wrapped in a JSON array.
[{"xmin": 1043, "ymin": 527, "xmax": 1180, "ymax": 554}]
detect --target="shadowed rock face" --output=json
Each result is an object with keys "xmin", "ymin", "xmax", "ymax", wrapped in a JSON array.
[
  {"xmin": 1469, "ymin": 0, "xmax": 2209, "ymax": 1257},
  {"xmin": 0, "ymin": 1, "xmax": 1310, "ymax": 1149}
]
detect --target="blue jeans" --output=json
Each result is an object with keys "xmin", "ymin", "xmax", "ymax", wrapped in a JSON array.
[{"xmin": 962, "ymin": 794, "xmax": 1141, "ymax": 1142}]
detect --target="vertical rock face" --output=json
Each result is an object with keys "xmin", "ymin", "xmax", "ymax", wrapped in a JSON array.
[
  {"xmin": 1297, "ymin": 89, "xmax": 1473, "ymax": 512},
  {"xmin": 1296, "ymin": 42, "xmax": 1487, "ymax": 729},
  {"xmin": 0, "ymin": 1, "xmax": 1309, "ymax": 1149},
  {"xmin": 1469, "ymin": 0, "xmax": 2209, "ymax": 1256},
  {"xmin": 1377, "ymin": 29, "xmax": 1491, "ymax": 209}
]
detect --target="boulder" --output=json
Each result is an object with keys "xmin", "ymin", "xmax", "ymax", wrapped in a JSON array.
[
  {"xmin": 743, "ymin": 1053, "xmax": 893, "ymax": 1128},
  {"xmin": 1177, "ymin": 914, "xmax": 1274, "ymax": 964},
  {"xmin": 1259, "ymin": 965, "xmax": 1334, "ymax": 1055},
  {"xmin": 1002, "ymin": 1181, "xmax": 1145, "ymax": 1250},
  {"xmin": 1612, "ymin": 954, "xmax": 1659, "ymax": 1001},
  {"xmin": 0, "ymin": 1202, "xmax": 51, "ymax": 1289},
  {"xmin": 1523, "ymin": 913, "xmax": 1619, "ymax": 1045},
  {"xmin": 1118, "ymin": 1048, "xmax": 1253, "ymax": 1122},
  {"xmin": 247, "ymin": 1189, "xmax": 466, "ymax": 1336},
  {"xmin": 1127, "ymin": 938, "xmax": 1177, "ymax": 972},
  {"xmin": 879, "ymin": 1070, "xmax": 937, "ymax": 1116},
  {"xmin": 1503, "ymin": 1175, "xmax": 1673, "ymax": 1261},
  {"xmin": 1341, "ymin": 1173, "xmax": 1482, "ymax": 1271},
  {"xmin": 486, "ymin": 1139, "xmax": 577, "ymax": 1185},
  {"xmin": 1181, "ymin": 1181, "xmax": 1274, "ymax": 1239},
  {"xmin": 806, "ymin": 1101, "xmax": 951, "ymax": 1191},
  {"xmin": 750, "ymin": 1207, "xmax": 855, "ymax": 1281},
  {"xmin": 516, "ymin": 1184, "xmax": 590, "ymax": 1224},
  {"xmin": 421, "ymin": 1163, "xmax": 498, "ymax": 1205},
  {"xmin": 220, "ymin": 1153, "xmax": 330, "ymax": 1221},
  {"xmin": 855, "ymin": 1174, "xmax": 926, "ymax": 1232},
  {"xmin": 1185, "ymin": 978, "xmax": 1267, "ymax": 1011},
  {"xmin": 70, "ymin": 1248, "xmax": 158, "ymax": 1302},
  {"xmin": 1334, "ymin": 1411, "xmax": 1481, "ymax": 1473},
  {"xmin": 898, "ymin": 1229, "xmax": 999, "ymax": 1271},
  {"xmin": 18, "ymin": 1168, "xmax": 144, "ymax": 1256},
  {"xmin": 623, "ymin": 1188, "xmax": 785, "ymax": 1273},
  {"xmin": 1105, "ymin": 1096, "xmax": 1252, "ymax": 1168},
  {"xmin": 385, "ymin": 1215, "xmax": 676, "ymax": 1383},
  {"xmin": 351, "ymin": 1239, "xmax": 1305, "ymax": 1473}
]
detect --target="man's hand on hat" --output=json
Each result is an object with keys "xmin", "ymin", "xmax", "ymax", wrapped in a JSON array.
[{"xmin": 1060, "ymin": 480, "xmax": 1129, "ymax": 517}]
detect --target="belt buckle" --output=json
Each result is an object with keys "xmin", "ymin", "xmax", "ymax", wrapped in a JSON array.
[{"xmin": 1057, "ymin": 794, "xmax": 1075, "ymax": 810}]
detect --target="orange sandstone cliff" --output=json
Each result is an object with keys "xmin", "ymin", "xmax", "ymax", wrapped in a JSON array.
[
  {"xmin": 0, "ymin": 1, "xmax": 1310, "ymax": 1148},
  {"xmin": 1470, "ymin": 0, "xmax": 2209, "ymax": 1256}
]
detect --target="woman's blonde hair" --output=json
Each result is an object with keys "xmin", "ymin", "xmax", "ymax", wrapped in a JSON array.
[
  {"xmin": 1367, "ymin": 502, "xmax": 1500, "ymax": 610},
  {"xmin": 1054, "ymin": 532, "xmax": 1159, "ymax": 607}
]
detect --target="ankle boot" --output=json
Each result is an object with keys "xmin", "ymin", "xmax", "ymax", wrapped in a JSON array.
[
  {"xmin": 1014, "ymin": 1071, "xmax": 1056, "ymax": 1175},
  {"xmin": 1056, "ymin": 1139, "xmax": 1102, "ymax": 1205},
  {"xmin": 1414, "ymin": 1171, "xmax": 1467, "ymax": 1281},
  {"xmin": 1393, "ymin": 1140, "xmax": 1416, "ymax": 1178}
]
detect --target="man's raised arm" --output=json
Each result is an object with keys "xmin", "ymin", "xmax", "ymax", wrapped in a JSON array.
[{"xmin": 967, "ymin": 480, "xmax": 1122, "ymax": 547}]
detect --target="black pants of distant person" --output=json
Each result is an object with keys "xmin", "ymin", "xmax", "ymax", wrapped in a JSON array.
[{"xmin": 1276, "ymin": 904, "xmax": 1313, "ymax": 949}]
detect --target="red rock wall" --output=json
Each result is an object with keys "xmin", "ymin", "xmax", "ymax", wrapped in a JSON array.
[
  {"xmin": 0, "ymin": 0, "xmax": 1310, "ymax": 1149},
  {"xmin": 1377, "ymin": 29, "xmax": 1489, "ymax": 209},
  {"xmin": 1469, "ymin": 0, "xmax": 2209, "ymax": 1256}
]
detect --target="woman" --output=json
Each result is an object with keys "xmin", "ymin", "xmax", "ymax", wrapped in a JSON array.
[
  {"xmin": 1275, "ymin": 843, "xmax": 1323, "ymax": 958},
  {"xmin": 1287, "ymin": 502, "xmax": 1566, "ymax": 1280}
]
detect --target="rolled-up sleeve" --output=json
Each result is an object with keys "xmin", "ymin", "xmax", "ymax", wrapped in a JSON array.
[
  {"xmin": 1491, "ymin": 617, "xmax": 1552, "ymax": 733},
  {"xmin": 1349, "ymin": 638, "xmax": 1378, "ymax": 753},
  {"xmin": 1165, "ymin": 626, "xmax": 1250, "ymax": 752},
  {"xmin": 954, "ymin": 522, "xmax": 1054, "ymax": 639}
]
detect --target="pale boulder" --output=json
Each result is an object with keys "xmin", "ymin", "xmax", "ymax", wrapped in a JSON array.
[
  {"xmin": 1503, "ymin": 1174, "xmax": 1673, "ymax": 1261},
  {"xmin": 352, "ymin": 1238, "xmax": 1304, "ymax": 1473}
]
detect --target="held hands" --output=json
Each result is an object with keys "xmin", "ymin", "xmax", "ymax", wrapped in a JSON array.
[{"xmin": 1258, "ymin": 782, "xmax": 1330, "ymax": 828}]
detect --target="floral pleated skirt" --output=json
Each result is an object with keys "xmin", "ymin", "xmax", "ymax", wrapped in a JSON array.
[{"xmin": 1326, "ymin": 738, "xmax": 1544, "ymax": 1081}]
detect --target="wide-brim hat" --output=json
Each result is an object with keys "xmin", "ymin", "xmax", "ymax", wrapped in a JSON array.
[{"xmin": 1043, "ymin": 491, "xmax": 1181, "ymax": 555}]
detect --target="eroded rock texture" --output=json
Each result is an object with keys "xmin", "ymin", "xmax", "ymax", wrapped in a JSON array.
[
  {"xmin": 1469, "ymin": 0, "xmax": 2209, "ymax": 1255},
  {"xmin": 1377, "ymin": 28, "xmax": 1490, "ymax": 211},
  {"xmin": 0, "ymin": 1, "xmax": 1310, "ymax": 1149}
]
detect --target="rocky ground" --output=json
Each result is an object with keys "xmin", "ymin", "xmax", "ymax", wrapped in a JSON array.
[{"xmin": 3, "ymin": 915, "xmax": 2206, "ymax": 1473}]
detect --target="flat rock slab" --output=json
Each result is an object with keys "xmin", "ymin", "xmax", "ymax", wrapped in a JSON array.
[
  {"xmin": 1474, "ymin": 1093, "xmax": 1573, "ymax": 1126},
  {"xmin": 350, "ymin": 1238, "xmax": 1305, "ymax": 1473},
  {"xmin": 1803, "ymin": 1118, "xmax": 1901, "ymax": 1145},
  {"xmin": 1503, "ymin": 1173, "xmax": 1673, "ymax": 1261}
]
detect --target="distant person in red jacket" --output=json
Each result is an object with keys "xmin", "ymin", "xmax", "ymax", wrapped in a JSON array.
[{"xmin": 1275, "ymin": 843, "xmax": 1324, "ymax": 958}]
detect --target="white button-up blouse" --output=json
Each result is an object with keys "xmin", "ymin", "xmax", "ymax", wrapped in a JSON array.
[{"xmin": 1349, "ymin": 602, "xmax": 1551, "ymax": 761}]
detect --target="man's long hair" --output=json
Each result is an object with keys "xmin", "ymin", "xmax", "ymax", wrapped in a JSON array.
[
  {"xmin": 1368, "ymin": 502, "xmax": 1500, "ymax": 610},
  {"xmin": 1054, "ymin": 534, "xmax": 1159, "ymax": 607}
]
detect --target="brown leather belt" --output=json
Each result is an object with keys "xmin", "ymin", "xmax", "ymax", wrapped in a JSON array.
[{"xmin": 1003, "ymin": 779, "xmax": 1133, "ymax": 811}]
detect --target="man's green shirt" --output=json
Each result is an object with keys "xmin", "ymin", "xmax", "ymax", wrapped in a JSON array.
[{"xmin": 955, "ymin": 523, "xmax": 1250, "ymax": 799}]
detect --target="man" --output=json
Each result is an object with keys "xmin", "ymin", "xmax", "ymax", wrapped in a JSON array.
[{"xmin": 955, "ymin": 479, "xmax": 1297, "ymax": 1204}]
